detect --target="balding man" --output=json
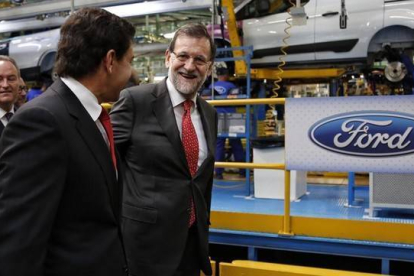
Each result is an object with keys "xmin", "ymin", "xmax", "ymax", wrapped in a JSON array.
[{"xmin": 0, "ymin": 56, "xmax": 19, "ymax": 137}]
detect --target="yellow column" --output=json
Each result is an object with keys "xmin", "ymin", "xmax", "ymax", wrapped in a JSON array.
[{"xmin": 280, "ymin": 170, "xmax": 293, "ymax": 236}]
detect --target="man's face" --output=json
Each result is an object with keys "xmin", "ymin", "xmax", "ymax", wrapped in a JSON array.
[
  {"xmin": 0, "ymin": 60, "xmax": 19, "ymax": 111},
  {"xmin": 106, "ymin": 44, "xmax": 134, "ymax": 102},
  {"xmin": 16, "ymin": 78, "xmax": 27, "ymax": 107},
  {"xmin": 165, "ymin": 35, "xmax": 212, "ymax": 99}
]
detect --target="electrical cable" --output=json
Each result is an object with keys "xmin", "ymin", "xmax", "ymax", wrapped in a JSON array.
[{"xmin": 265, "ymin": 0, "xmax": 296, "ymax": 135}]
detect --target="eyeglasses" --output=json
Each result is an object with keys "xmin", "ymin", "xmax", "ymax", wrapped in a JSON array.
[
  {"xmin": 171, "ymin": 51, "xmax": 210, "ymax": 67},
  {"xmin": 19, "ymin": 85, "xmax": 28, "ymax": 91}
]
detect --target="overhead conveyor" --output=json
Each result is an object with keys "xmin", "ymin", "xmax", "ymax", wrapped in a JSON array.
[{"xmin": 220, "ymin": 0, "xmax": 347, "ymax": 80}]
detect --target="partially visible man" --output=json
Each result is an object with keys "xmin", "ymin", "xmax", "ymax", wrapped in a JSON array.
[
  {"xmin": 0, "ymin": 56, "xmax": 19, "ymax": 137},
  {"xmin": 0, "ymin": 7, "xmax": 135, "ymax": 276},
  {"xmin": 16, "ymin": 77, "xmax": 28, "ymax": 108},
  {"xmin": 26, "ymin": 79, "xmax": 43, "ymax": 101},
  {"xmin": 111, "ymin": 23, "xmax": 217, "ymax": 276}
]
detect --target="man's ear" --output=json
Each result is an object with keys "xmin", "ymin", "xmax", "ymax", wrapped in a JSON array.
[
  {"xmin": 165, "ymin": 49, "xmax": 171, "ymax": 68},
  {"xmin": 207, "ymin": 61, "xmax": 214, "ymax": 76},
  {"xmin": 104, "ymin": 49, "xmax": 116, "ymax": 74}
]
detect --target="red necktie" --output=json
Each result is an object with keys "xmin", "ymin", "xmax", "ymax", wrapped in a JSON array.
[
  {"xmin": 182, "ymin": 100, "xmax": 198, "ymax": 227},
  {"xmin": 99, "ymin": 107, "xmax": 117, "ymax": 170}
]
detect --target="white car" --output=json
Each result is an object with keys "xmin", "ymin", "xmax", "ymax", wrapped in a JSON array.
[
  {"xmin": 0, "ymin": 28, "xmax": 60, "ymax": 81},
  {"xmin": 235, "ymin": 0, "xmax": 414, "ymax": 68}
]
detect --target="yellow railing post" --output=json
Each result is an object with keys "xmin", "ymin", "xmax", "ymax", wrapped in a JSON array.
[
  {"xmin": 279, "ymin": 170, "xmax": 293, "ymax": 236},
  {"xmin": 221, "ymin": 0, "xmax": 247, "ymax": 77}
]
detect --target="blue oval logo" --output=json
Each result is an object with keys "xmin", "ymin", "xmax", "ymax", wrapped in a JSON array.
[{"xmin": 309, "ymin": 111, "xmax": 414, "ymax": 157}]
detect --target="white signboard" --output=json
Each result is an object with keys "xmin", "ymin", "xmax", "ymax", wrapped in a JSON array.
[{"xmin": 285, "ymin": 96, "xmax": 414, "ymax": 173}]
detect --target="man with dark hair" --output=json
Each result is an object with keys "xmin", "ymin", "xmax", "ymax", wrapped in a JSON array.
[
  {"xmin": 110, "ymin": 23, "xmax": 217, "ymax": 276},
  {"xmin": 0, "ymin": 7, "xmax": 135, "ymax": 276},
  {"xmin": 16, "ymin": 77, "xmax": 28, "ymax": 108},
  {"xmin": 0, "ymin": 56, "xmax": 19, "ymax": 137}
]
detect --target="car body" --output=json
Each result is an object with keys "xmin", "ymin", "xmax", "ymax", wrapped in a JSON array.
[
  {"xmin": 0, "ymin": 28, "xmax": 59, "ymax": 81},
  {"xmin": 235, "ymin": 0, "xmax": 414, "ymax": 68},
  {"xmin": 0, "ymin": 0, "xmax": 213, "ymax": 81}
]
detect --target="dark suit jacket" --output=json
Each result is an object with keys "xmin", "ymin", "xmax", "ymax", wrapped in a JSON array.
[
  {"xmin": 0, "ymin": 79, "xmax": 126, "ymax": 276},
  {"xmin": 0, "ymin": 121, "xmax": 4, "ymax": 137},
  {"xmin": 110, "ymin": 79, "xmax": 217, "ymax": 276}
]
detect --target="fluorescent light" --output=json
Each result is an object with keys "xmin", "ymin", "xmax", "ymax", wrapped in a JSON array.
[
  {"xmin": 104, "ymin": 0, "xmax": 212, "ymax": 18},
  {"xmin": 163, "ymin": 32, "xmax": 175, "ymax": 39}
]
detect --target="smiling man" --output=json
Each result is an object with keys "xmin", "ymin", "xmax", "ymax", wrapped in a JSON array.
[
  {"xmin": 110, "ymin": 23, "xmax": 217, "ymax": 276},
  {"xmin": 0, "ymin": 56, "xmax": 19, "ymax": 137}
]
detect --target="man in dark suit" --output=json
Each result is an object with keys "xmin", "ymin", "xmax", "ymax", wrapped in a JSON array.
[
  {"xmin": 0, "ymin": 56, "xmax": 19, "ymax": 137},
  {"xmin": 110, "ymin": 23, "xmax": 217, "ymax": 276},
  {"xmin": 0, "ymin": 8, "xmax": 135, "ymax": 276}
]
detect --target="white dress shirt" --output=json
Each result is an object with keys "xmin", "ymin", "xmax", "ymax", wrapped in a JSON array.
[
  {"xmin": 61, "ymin": 77, "xmax": 109, "ymax": 148},
  {"xmin": 167, "ymin": 78, "xmax": 208, "ymax": 168}
]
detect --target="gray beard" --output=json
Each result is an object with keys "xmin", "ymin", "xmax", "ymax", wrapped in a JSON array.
[{"xmin": 169, "ymin": 67, "xmax": 206, "ymax": 97}]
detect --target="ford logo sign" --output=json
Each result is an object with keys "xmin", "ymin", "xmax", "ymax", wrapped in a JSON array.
[{"xmin": 309, "ymin": 111, "xmax": 414, "ymax": 157}]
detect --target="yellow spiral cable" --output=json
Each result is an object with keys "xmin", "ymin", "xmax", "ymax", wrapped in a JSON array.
[{"xmin": 265, "ymin": 0, "xmax": 296, "ymax": 135}]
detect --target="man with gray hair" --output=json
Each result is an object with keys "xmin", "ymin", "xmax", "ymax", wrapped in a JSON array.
[{"xmin": 0, "ymin": 56, "xmax": 19, "ymax": 137}]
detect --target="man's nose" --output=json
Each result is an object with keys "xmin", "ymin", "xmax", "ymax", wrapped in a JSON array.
[
  {"xmin": 0, "ymin": 79, "xmax": 10, "ymax": 87},
  {"xmin": 183, "ymin": 58, "xmax": 197, "ymax": 70}
]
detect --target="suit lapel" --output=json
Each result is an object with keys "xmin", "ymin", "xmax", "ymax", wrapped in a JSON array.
[
  {"xmin": 51, "ymin": 79, "xmax": 120, "ymax": 221},
  {"xmin": 152, "ymin": 80, "xmax": 189, "ymax": 171}
]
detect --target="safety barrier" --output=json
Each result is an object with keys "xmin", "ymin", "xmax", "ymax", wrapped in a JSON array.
[
  {"xmin": 208, "ymin": 98, "xmax": 293, "ymax": 235},
  {"xmin": 219, "ymin": 260, "xmax": 381, "ymax": 276}
]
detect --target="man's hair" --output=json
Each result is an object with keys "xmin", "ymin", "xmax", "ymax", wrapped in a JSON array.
[
  {"xmin": 216, "ymin": 66, "xmax": 229, "ymax": 76},
  {"xmin": 54, "ymin": 7, "xmax": 135, "ymax": 79},
  {"xmin": 168, "ymin": 23, "xmax": 216, "ymax": 61},
  {"xmin": 0, "ymin": 55, "xmax": 20, "ymax": 77}
]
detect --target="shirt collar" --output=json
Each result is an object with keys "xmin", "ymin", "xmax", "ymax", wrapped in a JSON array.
[
  {"xmin": 0, "ymin": 105, "xmax": 15, "ymax": 118},
  {"xmin": 61, "ymin": 77, "xmax": 102, "ymax": 121},
  {"xmin": 166, "ymin": 77, "xmax": 197, "ymax": 109}
]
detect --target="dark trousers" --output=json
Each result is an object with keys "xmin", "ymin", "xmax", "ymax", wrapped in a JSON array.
[{"xmin": 175, "ymin": 226, "xmax": 201, "ymax": 276}]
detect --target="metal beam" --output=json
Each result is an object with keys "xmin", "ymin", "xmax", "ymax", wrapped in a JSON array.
[
  {"xmin": 209, "ymin": 229, "xmax": 414, "ymax": 262},
  {"xmin": 0, "ymin": 0, "xmax": 135, "ymax": 21},
  {"xmin": 0, "ymin": 0, "xmax": 212, "ymax": 21},
  {"xmin": 133, "ymin": 43, "xmax": 168, "ymax": 56},
  {"xmin": 0, "ymin": 17, "xmax": 65, "ymax": 33},
  {"xmin": 250, "ymin": 68, "xmax": 347, "ymax": 79}
]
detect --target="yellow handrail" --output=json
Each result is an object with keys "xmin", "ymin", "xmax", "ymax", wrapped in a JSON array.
[
  {"xmin": 207, "ymin": 98, "xmax": 285, "ymax": 106},
  {"xmin": 215, "ymin": 162, "xmax": 285, "ymax": 170}
]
